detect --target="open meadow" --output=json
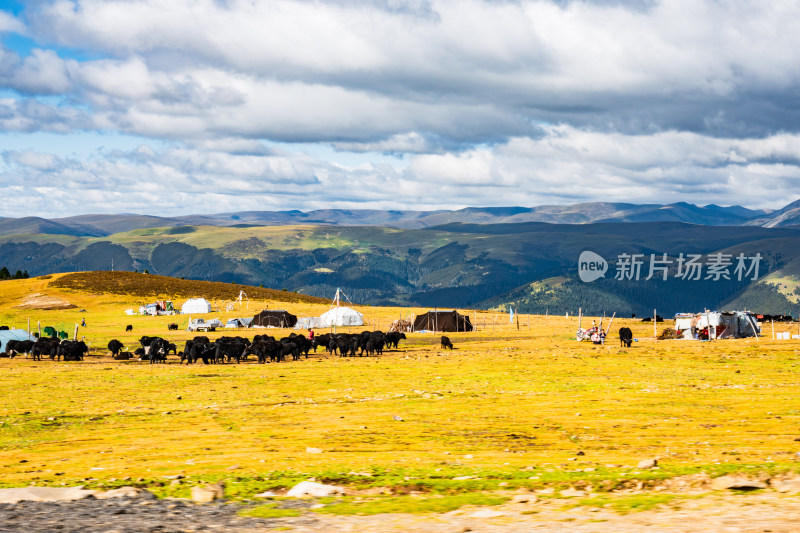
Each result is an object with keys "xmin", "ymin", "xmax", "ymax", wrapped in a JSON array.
[{"xmin": 2, "ymin": 272, "xmax": 800, "ymax": 529}]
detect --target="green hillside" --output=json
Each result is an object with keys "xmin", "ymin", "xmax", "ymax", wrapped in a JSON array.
[{"xmin": 1, "ymin": 221, "xmax": 800, "ymax": 316}]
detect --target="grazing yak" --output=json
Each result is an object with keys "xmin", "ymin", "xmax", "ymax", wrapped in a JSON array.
[
  {"xmin": 215, "ymin": 339, "xmax": 248, "ymax": 364},
  {"xmin": 32, "ymin": 338, "xmax": 60, "ymax": 361},
  {"xmin": 114, "ymin": 351, "xmax": 133, "ymax": 360},
  {"xmin": 167, "ymin": 323, "xmax": 178, "ymax": 331},
  {"xmin": 385, "ymin": 331, "xmax": 406, "ymax": 350},
  {"xmin": 125, "ymin": 325, "xmax": 133, "ymax": 332},
  {"xmin": 619, "ymin": 327, "xmax": 633, "ymax": 348},
  {"xmin": 6, "ymin": 339, "xmax": 34, "ymax": 358},
  {"xmin": 440, "ymin": 336, "xmax": 454, "ymax": 350},
  {"xmin": 57, "ymin": 340, "xmax": 88, "ymax": 361},
  {"xmin": 107, "ymin": 339, "xmax": 124, "ymax": 358},
  {"xmin": 147, "ymin": 338, "xmax": 170, "ymax": 364}
]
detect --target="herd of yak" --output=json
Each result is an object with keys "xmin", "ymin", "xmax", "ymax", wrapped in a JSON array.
[
  {"xmin": 4, "ymin": 337, "xmax": 89, "ymax": 361},
  {"xmin": 112, "ymin": 330, "xmax": 408, "ymax": 364},
  {"xmin": 4, "ymin": 330, "xmax": 408, "ymax": 364}
]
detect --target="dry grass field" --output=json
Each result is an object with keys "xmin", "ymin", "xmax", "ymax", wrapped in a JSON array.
[{"xmin": 2, "ymin": 272, "xmax": 800, "ymax": 521}]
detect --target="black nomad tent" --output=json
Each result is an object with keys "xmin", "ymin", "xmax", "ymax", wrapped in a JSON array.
[
  {"xmin": 251, "ymin": 310, "xmax": 298, "ymax": 328},
  {"xmin": 413, "ymin": 310, "xmax": 473, "ymax": 332}
]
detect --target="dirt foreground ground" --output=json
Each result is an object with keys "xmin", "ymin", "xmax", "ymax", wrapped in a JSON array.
[{"xmin": 1, "ymin": 488, "xmax": 798, "ymax": 533}]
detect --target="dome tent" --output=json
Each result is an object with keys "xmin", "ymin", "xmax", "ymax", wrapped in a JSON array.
[{"xmin": 181, "ymin": 298, "xmax": 212, "ymax": 314}]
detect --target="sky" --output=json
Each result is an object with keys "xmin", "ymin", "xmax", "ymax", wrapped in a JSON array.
[{"xmin": 1, "ymin": 0, "xmax": 799, "ymax": 217}]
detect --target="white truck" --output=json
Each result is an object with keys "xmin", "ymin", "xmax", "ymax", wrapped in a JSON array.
[{"xmin": 187, "ymin": 318, "xmax": 223, "ymax": 332}]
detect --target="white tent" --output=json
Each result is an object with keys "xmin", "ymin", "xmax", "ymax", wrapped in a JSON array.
[
  {"xmin": 319, "ymin": 306, "xmax": 364, "ymax": 327},
  {"xmin": 0, "ymin": 329, "xmax": 31, "ymax": 354},
  {"xmin": 181, "ymin": 298, "xmax": 212, "ymax": 314},
  {"xmin": 295, "ymin": 317, "xmax": 324, "ymax": 329}
]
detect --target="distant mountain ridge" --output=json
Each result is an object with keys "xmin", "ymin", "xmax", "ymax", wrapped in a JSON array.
[
  {"xmin": 1, "ymin": 218, "xmax": 800, "ymax": 316},
  {"xmin": 1, "ymin": 200, "xmax": 796, "ymax": 237},
  {"xmin": 2, "ymin": 200, "xmax": 800, "ymax": 317}
]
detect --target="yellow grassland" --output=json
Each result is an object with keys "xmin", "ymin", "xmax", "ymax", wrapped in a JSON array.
[{"xmin": 1, "ymin": 272, "xmax": 800, "ymax": 489}]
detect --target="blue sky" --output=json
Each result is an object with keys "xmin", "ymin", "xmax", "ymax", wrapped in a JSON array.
[{"xmin": 1, "ymin": 0, "xmax": 799, "ymax": 217}]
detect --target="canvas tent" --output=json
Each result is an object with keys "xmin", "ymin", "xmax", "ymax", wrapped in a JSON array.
[
  {"xmin": 252, "ymin": 310, "xmax": 297, "ymax": 328},
  {"xmin": 674, "ymin": 311, "xmax": 760, "ymax": 340},
  {"xmin": 225, "ymin": 317, "xmax": 252, "ymax": 329},
  {"xmin": 413, "ymin": 310, "xmax": 473, "ymax": 332},
  {"xmin": 181, "ymin": 298, "xmax": 212, "ymax": 314},
  {"xmin": 320, "ymin": 306, "xmax": 364, "ymax": 327},
  {"xmin": 295, "ymin": 316, "xmax": 324, "ymax": 329},
  {"xmin": 0, "ymin": 329, "xmax": 31, "ymax": 354}
]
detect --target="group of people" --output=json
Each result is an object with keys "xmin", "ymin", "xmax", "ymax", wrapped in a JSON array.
[{"xmin": 588, "ymin": 321, "xmax": 607, "ymax": 344}]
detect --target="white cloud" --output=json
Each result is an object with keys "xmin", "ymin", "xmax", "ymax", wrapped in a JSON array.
[
  {"xmin": 0, "ymin": 11, "xmax": 25, "ymax": 34},
  {"xmin": 3, "ymin": 127, "xmax": 800, "ymax": 217},
  {"xmin": 0, "ymin": 1, "xmax": 799, "ymax": 214},
  {"xmin": 10, "ymin": 49, "xmax": 73, "ymax": 94},
  {"xmin": 3, "ymin": 149, "xmax": 61, "ymax": 171}
]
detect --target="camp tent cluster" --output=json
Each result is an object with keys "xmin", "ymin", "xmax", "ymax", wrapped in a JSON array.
[
  {"xmin": 139, "ymin": 300, "xmax": 175, "ymax": 316},
  {"xmin": 674, "ymin": 311, "xmax": 761, "ymax": 340}
]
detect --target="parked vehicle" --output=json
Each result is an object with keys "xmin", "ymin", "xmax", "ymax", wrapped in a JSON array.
[{"xmin": 187, "ymin": 318, "xmax": 222, "ymax": 332}]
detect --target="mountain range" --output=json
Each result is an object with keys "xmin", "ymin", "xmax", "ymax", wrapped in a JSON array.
[
  {"xmin": 2, "ymin": 199, "xmax": 800, "ymax": 238},
  {"xmin": 1, "ymin": 200, "xmax": 799, "ymax": 317}
]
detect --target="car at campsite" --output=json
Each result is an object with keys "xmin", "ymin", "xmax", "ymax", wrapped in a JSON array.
[{"xmin": 187, "ymin": 318, "xmax": 223, "ymax": 332}]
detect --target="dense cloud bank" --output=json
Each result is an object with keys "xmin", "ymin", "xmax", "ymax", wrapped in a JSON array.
[{"xmin": 1, "ymin": 1, "xmax": 799, "ymax": 215}]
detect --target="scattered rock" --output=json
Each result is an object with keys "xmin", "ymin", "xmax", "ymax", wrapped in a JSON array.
[
  {"xmin": 711, "ymin": 475, "xmax": 767, "ymax": 491},
  {"xmin": 286, "ymin": 481, "xmax": 345, "ymax": 498},
  {"xmin": 0, "ymin": 486, "xmax": 96, "ymax": 504},
  {"xmin": 191, "ymin": 483, "xmax": 224, "ymax": 503},
  {"xmin": 637, "ymin": 459, "xmax": 658, "ymax": 469},
  {"xmin": 452, "ymin": 476, "xmax": 476, "ymax": 481},
  {"xmin": 254, "ymin": 491, "xmax": 277, "ymax": 498},
  {"xmin": 306, "ymin": 447, "xmax": 323, "ymax": 454},
  {"xmin": 95, "ymin": 487, "xmax": 152, "ymax": 500}
]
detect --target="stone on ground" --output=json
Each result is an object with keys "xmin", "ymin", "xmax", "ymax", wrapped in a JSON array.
[
  {"xmin": 0, "ymin": 486, "xmax": 97, "ymax": 504},
  {"xmin": 287, "ymin": 481, "xmax": 345, "ymax": 498}
]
